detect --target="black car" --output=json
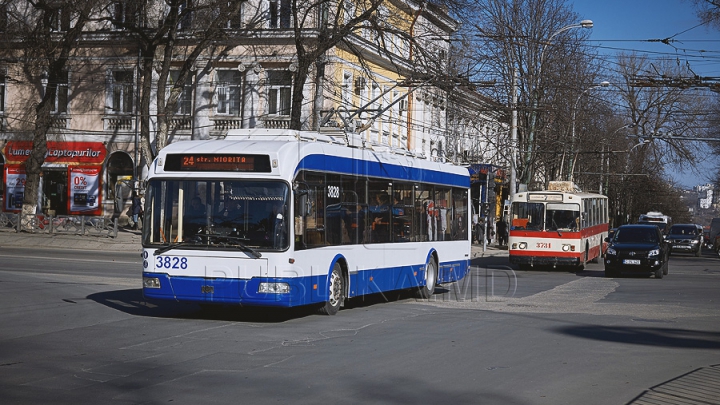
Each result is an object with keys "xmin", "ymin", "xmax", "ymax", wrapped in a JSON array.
[
  {"xmin": 604, "ymin": 224, "xmax": 669, "ymax": 278},
  {"xmin": 666, "ymin": 224, "xmax": 703, "ymax": 257}
]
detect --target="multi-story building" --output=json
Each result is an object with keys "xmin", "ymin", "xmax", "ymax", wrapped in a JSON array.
[
  {"xmin": 0, "ymin": 0, "xmax": 503, "ymax": 219},
  {"xmin": 696, "ymin": 184, "xmax": 715, "ymax": 210}
]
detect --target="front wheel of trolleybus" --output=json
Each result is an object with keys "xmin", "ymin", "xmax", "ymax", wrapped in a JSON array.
[
  {"xmin": 319, "ymin": 262, "xmax": 345, "ymax": 315},
  {"xmin": 416, "ymin": 256, "xmax": 438, "ymax": 299}
]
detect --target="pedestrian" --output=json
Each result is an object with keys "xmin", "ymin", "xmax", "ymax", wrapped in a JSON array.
[
  {"xmin": 496, "ymin": 219, "xmax": 508, "ymax": 246},
  {"xmin": 487, "ymin": 220, "xmax": 495, "ymax": 244},
  {"xmin": 472, "ymin": 213, "xmax": 480, "ymax": 244},
  {"xmin": 131, "ymin": 191, "xmax": 143, "ymax": 230}
]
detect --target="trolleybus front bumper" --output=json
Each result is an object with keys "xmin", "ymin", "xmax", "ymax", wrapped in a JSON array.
[{"xmin": 509, "ymin": 254, "xmax": 581, "ymax": 267}]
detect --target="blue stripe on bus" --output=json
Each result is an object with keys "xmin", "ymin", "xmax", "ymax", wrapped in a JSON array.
[
  {"xmin": 142, "ymin": 259, "xmax": 468, "ymax": 307},
  {"xmin": 296, "ymin": 155, "xmax": 469, "ymax": 188}
]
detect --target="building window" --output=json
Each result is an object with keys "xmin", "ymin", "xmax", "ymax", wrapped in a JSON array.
[
  {"xmin": 269, "ymin": 0, "xmax": 291, "ymax": 28},
  {"xmin": 178, "ymin": 0, "xmax": 192, "ymax": 31},
  {"xmin": 44, "ymin": 71, "xmax": 69, "ymax": 114},
  {"xmin": 227, "ymin": 1, "xmax": 242, "ymax": 29},
  {"xmin": 267, "ymin": 70, "xmax": 291, "ymax": 116},
  {"xmin": 342, "ymin": 2, "xmax": 355, "ymax": 25},
  {"xmin": 341, "ymin": 72, "xmax": 352, "ymax": 106},
  {"xmin": 112, "ymin": 1, "xmax": 138, "ymax": 29},
  {"xmin": 49, "ymin": 7, "xmax": 71, "ymax": 32},
  {"xmin": 169, "ymin": 71, "xmax": 193, "ymax": 115},
  {"xmin": 0, "ymin": 5, "xmax": 8, "ymax": 32},
  {"xmin": 110, "ymin": 70, "xmax": 134, "ymax": 113},
  {"xmin": 215, "ymin": 70, "xmax": 242, "ymax": 115}
]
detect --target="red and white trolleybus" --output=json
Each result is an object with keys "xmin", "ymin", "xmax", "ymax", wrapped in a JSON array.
[{"xmin": 508, "ymin": 184, "xmax": 608, "ymax": 270}]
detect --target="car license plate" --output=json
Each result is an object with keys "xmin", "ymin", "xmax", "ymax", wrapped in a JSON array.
[{"xmin": 623, "ymin": 259, "xmax": 641, "ymax": 265}]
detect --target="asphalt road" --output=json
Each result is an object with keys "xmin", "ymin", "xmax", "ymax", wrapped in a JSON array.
[{"xmin": 0, "ymin": 246, "xmax": 718, "ymax": 405}]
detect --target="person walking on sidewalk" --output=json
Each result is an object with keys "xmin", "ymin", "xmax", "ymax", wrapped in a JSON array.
[
  {"xmin": 496, "ymin": 219, "xmax": 508, "ymax": 246},
  {"xmin": 131, "ymin": 191, "xmax": 143, "ymax": 230}
]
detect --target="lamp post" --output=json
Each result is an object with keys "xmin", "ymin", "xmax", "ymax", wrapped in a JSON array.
[
  {"xmin": 568, "ymin": 80, "xmax": 609, "ymax": 182},
  {"xmin": 599, "ymin": 123, "xmax": 635, "ymax": 194},
  {"xmin": 524, "ymin": 20, "xmax": 593, "ymax": 185}
]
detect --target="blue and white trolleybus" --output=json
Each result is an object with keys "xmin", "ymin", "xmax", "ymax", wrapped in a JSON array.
[{"xmin": 141, "ymin": 129, "xmax": 471, "ymax": 314}]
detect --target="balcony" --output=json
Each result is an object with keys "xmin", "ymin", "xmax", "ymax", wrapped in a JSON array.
[
  {"xmin": 103, "ymin": 116, "xmax": 134, "ymax": 132},
  {"xmin": 261, "ymin": 115, "xmax": 290, "ymax": 129},
  {"xmin": 50, "ymin": 115, "xmax": 69, "ymax": 129},
  {"xmin": 212, "ymin": 117, "xmax": 243, "ymax": 131},
  {"xmin": 171, "ymin": 116, "xmax": 192, "ymax": 131}
]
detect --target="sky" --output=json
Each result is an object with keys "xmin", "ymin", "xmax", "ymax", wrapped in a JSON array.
[{"xmin": 570, "ymin": 0, "xmax": 720, "ymax": 188}]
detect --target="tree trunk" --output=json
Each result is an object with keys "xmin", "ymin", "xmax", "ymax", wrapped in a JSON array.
[{"xmin": 21, "ymin": 85, "xmax": 57, "ymax": 217}]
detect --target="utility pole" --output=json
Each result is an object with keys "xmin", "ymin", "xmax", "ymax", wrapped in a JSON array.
[{"xmin": 510, "ymin": 68, "xmax": 518, "ymax": 199}]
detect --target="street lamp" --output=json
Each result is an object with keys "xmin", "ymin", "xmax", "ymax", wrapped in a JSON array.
[
  {"xmin": 523, "ymin": 20, "xmax": 593, "ymax": 186},
  {"xmin": 568, "ymin": 80, "xmax": 609, "ymax": 181},
  {"xmin": 539, "ymin": 20, "xmax": 594, "ymax": 74}
]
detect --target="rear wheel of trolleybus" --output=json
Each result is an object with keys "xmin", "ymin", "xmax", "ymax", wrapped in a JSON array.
[
  {"xmin": 416, "ymin": 256, "xmax": 438, "ymax": 299},
  {"xmin": 319, "ymin": 262, "xmax": 345, "ymax": 315}
]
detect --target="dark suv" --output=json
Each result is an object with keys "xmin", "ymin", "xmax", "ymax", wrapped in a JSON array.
[
  {"xmin": 604, "ymin": 224, "xmax": 669, "ymax": 278},
  {"xmin": 666, "ymin": 224, "xmax": 703, "ymax": 257}
]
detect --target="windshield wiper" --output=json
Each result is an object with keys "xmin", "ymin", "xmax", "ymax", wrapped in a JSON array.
[
  {"xmin": 153, "ymin": 235, "xmax": 262, "ymax": 258},
  {"xmin": 154, "ymin": 241, "xmax": 199, "ymax": 256},
  {"xmin": 195, "ymin": 234, "xmax": 263, "ymax": 258}
]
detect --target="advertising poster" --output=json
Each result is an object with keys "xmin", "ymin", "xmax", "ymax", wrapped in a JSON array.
[
  {"xmin": 3, "ymin": 165, "xmax": 26, "ymax": 212},
  {"xmin": 68, "ymin": 167, "xmax": 102, "ymax": 216}
]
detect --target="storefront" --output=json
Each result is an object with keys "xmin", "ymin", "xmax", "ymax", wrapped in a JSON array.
[{"xmin": 2, "ymin": 141, "xmax": 107, "ymax": 216}]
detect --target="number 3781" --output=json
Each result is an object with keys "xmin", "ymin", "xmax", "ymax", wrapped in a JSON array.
[{"xmin": 536, "ymin": 242, "xmax": 551, "ymax": 249}]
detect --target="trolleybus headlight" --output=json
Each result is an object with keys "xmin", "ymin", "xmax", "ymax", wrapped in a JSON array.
[
  {"xmin": 258, "ymin": 282, "xmax": 290, "ymax": 294},
  {"xmin": 518, "ymin": 242, "xmax": 527, "ymax": 250},
  {"xmin": 562, "ymin": 244, "xmax": 570, "ymax": 252},
  {"xmin": 143, "ymin": 277, "xmax": 161, "ymax": 289}
]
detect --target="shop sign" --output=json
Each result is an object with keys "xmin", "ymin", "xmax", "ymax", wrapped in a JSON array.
[{"xmin": 4, "ymin": 141, "xmax": 106, "ymax": 165}]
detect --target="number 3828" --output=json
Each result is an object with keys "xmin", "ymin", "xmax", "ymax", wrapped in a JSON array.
[{"xmin": 156, "ymin": 256, "xmax": 188, "ymax": 269}]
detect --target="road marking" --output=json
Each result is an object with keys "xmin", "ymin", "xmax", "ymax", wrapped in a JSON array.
[
  {"xmin": 416, "ymin": 277, "xmax": 719, "ymax": 319},
  {"xmin": 0, "ymin": 253, "xmax": 138, "ymax": 265}
]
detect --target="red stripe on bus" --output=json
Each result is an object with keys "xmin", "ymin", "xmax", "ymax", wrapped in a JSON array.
[
  {"xmin": 509, "ymin": 250, "xmax": 581, "ymax": 258},
  {"xmin": 509, "ymin": 223, "xmax": 608, "ymax": 239}
]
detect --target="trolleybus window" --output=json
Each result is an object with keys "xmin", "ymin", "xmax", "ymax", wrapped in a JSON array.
[
  {"xmin": 511, "ymin": 202, "xmax": 544, "ymax": 230},
  {"xmin": 545, "ymin": 203, "xmax": 580, "ymax": 231},
  {"xmin": 293, "ymin": 170, "xmax": 468, "ymax": 248},
  {"xmin": 144, "ymin": 179, "xmax": 289, "ymax": 251}
]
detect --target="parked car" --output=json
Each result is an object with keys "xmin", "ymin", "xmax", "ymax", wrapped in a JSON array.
[
  {"xmin": 604, "ymin": 224, "xmax": 669, "ymax": 278},
  {"xmin": 666, "ymin": 224, "xmax": 703, "ymax": 257}
]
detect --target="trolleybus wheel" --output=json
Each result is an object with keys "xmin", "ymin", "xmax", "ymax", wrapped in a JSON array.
[
  {"xmin": 319, "ymin": 263, "xmax": 344, "ymax": 315},
  {"xmin": 416, "ymin": 257, "xmax": 437, "ymax": 299}
]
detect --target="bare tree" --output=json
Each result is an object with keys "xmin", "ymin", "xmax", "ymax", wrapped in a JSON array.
[
  {"xmin": 614, "ymin": 53, "xmax": 703, "ymax": 174},
  {"xmin": 463, "ymin": 0, "xmax": 598, "ymax": 189},
  {"xmin": 0, "ymin": 0, "xmax": 99, "ymax": 216},
  {"xmin": 104, "ymin": 0, "xmax": 244, "ymax": 173},
  {"xmin": 692, "ymin": 0, "xmax": 720, "ymax": 29}
]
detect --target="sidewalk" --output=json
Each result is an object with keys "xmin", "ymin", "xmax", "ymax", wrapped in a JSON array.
[
  {"xmin": 471, "ymin": 242, "xmax": 509, "ymax": 258},
  {"xmin": 0, "ymin": 227, "xmax": 143, "ymax": 252},
  {"xmin": 0, "ymin": 227, "xmax": 508, "ymax": 257}
]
